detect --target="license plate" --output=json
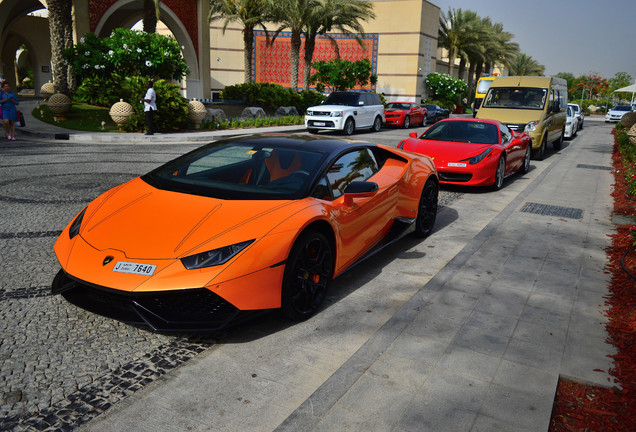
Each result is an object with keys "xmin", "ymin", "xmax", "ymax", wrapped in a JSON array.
[
  {"xmin": 112, "ymin": 261, "xmax": 157, "ymax": 276},
  {"xmin": 448, "ymin": 162, "xmax": 467, "ymax": 167},
  {"xmin": 313, "ymin": 122, "xmax": 325, "ymax": 126}
]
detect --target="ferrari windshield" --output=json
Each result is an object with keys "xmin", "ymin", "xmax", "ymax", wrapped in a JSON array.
[
  {"xmin": 482, "ymin": 87, "xmax": 547, "ymax": 110},
  {"xmin": 143, "ymin": 141, "xmax": 325, "ymax": 200},
  {"xmin": 420, "ymin": 121, "xmax": 499, "ymax": 144}
]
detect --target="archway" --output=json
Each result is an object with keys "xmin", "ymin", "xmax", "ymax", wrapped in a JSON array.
[{"xmin": 93, "ymin": 0, "xmax": 201, "ymax": 98}]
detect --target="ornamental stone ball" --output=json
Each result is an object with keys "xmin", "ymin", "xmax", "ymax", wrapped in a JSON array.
[
  {"xmin": 188, "ymin": 99, "xmax": 207, "ymax": 129},
  {"xmin": 47, "ymin": 93, "xmax": 72, "ymax": 120},
  {"xmin": 109, "ymin": 99, "xmax": 134, "ymax": 126},
  {"xmin": 40, "ymin": 81, "xmax": 55, "ymax": 101}
]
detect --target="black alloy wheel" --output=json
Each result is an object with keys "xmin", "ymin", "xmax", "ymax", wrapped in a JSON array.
[
  {"xmin": 414, "ymin": 178, "xmax": 438, "ymax": 238},
  {"xmin": 281, "ymin": 231, "xmax": 333, "ymax": 321}
]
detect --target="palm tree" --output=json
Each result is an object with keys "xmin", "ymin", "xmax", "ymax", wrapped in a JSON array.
[
  {"xmin": 300, "ymin": 0, "xmax": 375, "ymax": 90},
  {"xmin": 268, "ymin": 0, "xmax": 319, "ymax": 91},
  {"xmin": 47, "ymin": 0, "xmax": 74, "ymax": 95},
  {"xmin": 143, "ymin": 0, "xmax": 161, "ymax": 34},
  {"xmin": 209, "ymin": 0, "xmax": 270, "ymax": 83},
  {"xmin": 438, "ymin": 8, "xmax": 482, "ymax": 77},
  {"xmin": 508, "ymin": 52, "xmax": 545, "ymax": 76}
]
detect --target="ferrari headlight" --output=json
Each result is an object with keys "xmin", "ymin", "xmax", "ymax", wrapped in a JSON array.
[
  {"xmin": 524, "ymin": 121, "xmax": 539, "ymax": 132},
  {"xmin": 69, "ymin": 207, "xmax": 87, "ymax": 239},
  {"xmin": 467, "ymin": 148, "xmax": 493, "ymax": 165},
  {"xmin": 330, "ymin": 111, "xmax": 343, "ymax": 117},
  {"xmin": 181, "ymin": 239, "xmax": 255, "ymax": 270}
]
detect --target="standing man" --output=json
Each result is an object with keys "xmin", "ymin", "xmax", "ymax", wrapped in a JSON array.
[{"xmin": 142, "ymin": 81, "xmax": 157, "ymax": 135}]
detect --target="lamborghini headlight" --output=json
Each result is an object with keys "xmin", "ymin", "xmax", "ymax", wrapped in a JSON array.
[
  {"xmin": 181, "ymin": 239, "xmax": 255, "ymax": 270},
  {"xmin": 467, "ymin": 148, "xmax": 493, "ymax": 165},
  {"xmin": 69, "ymin": 207, "xmax": 87, "ymax": 239}
]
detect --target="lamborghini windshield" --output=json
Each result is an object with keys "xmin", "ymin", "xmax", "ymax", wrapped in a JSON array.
[
  {"xmin": 420, "ymin": 121, "xmax": 499, "ymax": 144},
  {"xmin": 482, "ymin": 87, "xmax": 547, "ymax": 110},
  {"xmin": 143, "ymin": 141, "xmax": 325, "ymax": 200}
]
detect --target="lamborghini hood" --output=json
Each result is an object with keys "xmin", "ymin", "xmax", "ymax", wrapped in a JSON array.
[{"xmin": 79, "ymin": 177, "xmax": 294, "ymax": 259}]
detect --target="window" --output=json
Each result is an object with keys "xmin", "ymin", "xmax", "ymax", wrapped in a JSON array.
[
  {"xmin": 325, "ymin": 149, "xmax": 379, "ymax": 198},
  {"xmin": 499, "ymin": 124, "xmax": 512, "ymax": 145}
]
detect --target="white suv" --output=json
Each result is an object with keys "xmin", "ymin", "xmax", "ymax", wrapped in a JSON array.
[{"xmin": 305, "ymin": 91, "xmax": 385, "ymax": 135}]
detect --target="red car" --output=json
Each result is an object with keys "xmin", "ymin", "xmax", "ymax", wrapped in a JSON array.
[
  {"xmin": 384, "ymin": 102, "xmax": 427, "ymax": 128},
  {"xmin": 398, "ymin": 118, "xmax": 531, "ymax": 190}
]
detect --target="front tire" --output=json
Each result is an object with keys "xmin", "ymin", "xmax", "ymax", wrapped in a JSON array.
[
  {"xmin": 520, "ymin": 146, "xmax": 531, "ymax": 174},
  {"xmin": 281, "ymin": 231, "xmax": 333, "ymax": 321},
  {"xmin": 493, "ymin": 156, "xmax": 505, "ymax": 190},
  {"xmin": 343, "ymin": 118, "xmax": 355, "ymax": 136},
  {"xmin": 403, "ymin": 116, "xmax": 410, "ymax": 129},
  {"xmin": 307, "ymin": 128, "xmax": 318, "ymax": 134},
  {"xmin": 414, "ymin": 178, "xmax": 438, "ymax": 238},
  {"xmin": 533, "ymin": 134, "xmax": 546, "ymax": 160}
]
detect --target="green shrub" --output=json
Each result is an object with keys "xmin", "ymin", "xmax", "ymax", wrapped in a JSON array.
[
  {"xmin": 221, "ymin": 83, "xmax": 325, "ymax": 114},
  {"xmin": 120, "ymin": 77, "xmax": 189, "ymax": 132}
]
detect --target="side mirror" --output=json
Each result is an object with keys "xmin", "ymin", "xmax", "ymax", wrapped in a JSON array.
[
  {"xmin": 343, "ymin": 181, "xmax": 378, "ymax": 205},
  {"xmin": 409, "ymin": 132, "xmax": 417, "ymax": 138}
]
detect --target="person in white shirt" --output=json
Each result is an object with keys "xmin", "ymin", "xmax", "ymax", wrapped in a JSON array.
[{"xmin": 142, "ymin": 81, "xmax": 157, "ymax": 135}]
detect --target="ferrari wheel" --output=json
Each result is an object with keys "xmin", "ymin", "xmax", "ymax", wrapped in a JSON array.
[
  {"xmin": 343, "ymin": 118, "xmax": 355, "ymax": 135},
  {"xmin": 520, "ymin": 146, "xmax": 531, "ymax": 174},
  {"xmin": 414, "ymin": 178, "xmax": 438, "ymax": 238},
  {"xmin": 403, "ymin": 116, "xmax": 410, "ymax": 129},
  {"xmin": 281, "ymin": 231, "xmax": 333, "ymax": 321},
  {"xmin": 493, "ymin": 156, "xmax": 505, "ymax": 190}
]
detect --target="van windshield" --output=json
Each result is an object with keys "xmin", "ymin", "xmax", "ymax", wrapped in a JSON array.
[{"xmin": 482, "ymin": 87, "xmax": 547, "ymax": 110}]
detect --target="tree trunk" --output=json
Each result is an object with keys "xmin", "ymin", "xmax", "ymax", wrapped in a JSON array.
[
  {"xmin": 48, "ymin": 0, "xmax": 73, "ymax": 95},
  {"xmin": 143, "ymin": 0, "xmax": 158, "ymax": 34},
  {"xmin": 467, "ymin": 62, "xmax": 476, "ymax": 102},
  {"xmin": 458, "ymin": 57, "xmax": 466, "ymax": 80},
  {"xmin": 64, "ymin": 13, "xmax": 76, "ymax": 93},
  {"xmin": 303, "ymin": 32, "xmax": 316, "ymax": 91},
  {"xmin": 290, "ymin": 30, "xmax": 301, "ymax": 91},
  {"xmin": 243, "ymin": 27, "xmax": 254, "ymax": 83},
  {"xmin": 447, "ymin": 47, "xmax": 454, "ymax": 77}
]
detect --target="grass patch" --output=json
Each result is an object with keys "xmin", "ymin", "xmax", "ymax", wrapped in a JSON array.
[{"xmin": 32, "ymin": 103, "xmax": 121, "ymax": 132}]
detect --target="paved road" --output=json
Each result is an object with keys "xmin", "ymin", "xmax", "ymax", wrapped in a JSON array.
[{"xmin": 0, "ymin": 120, "xmax": 613, "ymax": 431}]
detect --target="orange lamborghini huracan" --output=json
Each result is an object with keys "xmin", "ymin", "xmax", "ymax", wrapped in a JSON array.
[{"xmin": 52, "ymin": 134, "xmax": 438, "ymax": 331}]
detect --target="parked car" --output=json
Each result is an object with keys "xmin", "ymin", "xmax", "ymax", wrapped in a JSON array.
[
  {"xmin": 398, "ymin": 118, "xmax": 531, "ymax": 190},
  {"xmin": 384, "ymin": 102, "xmax": 427, "ymax": 128},
  {"xmin": 605, "ymin": 105, "xmax": 633, "ymax": 122},
  {"xmin": 565, "ymin": 105, "xmax": 579, "ymax": 139},
  {"xmin": 52, "ymin": 134, "xmax": 439, "ymax": 331},
  {"xmin": 568, "ymin": 103, "xmax": 584, "ymax": 130},
  {"xmin": 423, "ymin": 104, "xmax": 450, "ymax": 123},
  {"xmin": 305, "ymin": 91, "xmax": 385, "ymax": 135}
]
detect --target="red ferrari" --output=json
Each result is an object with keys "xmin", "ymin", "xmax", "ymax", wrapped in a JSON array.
[
  {"xmin": 398, "ymin": 118, "xmax": 531, "ymax": 189},
  {"xmin": 384, "ymin": 102, "xmax": 427, "ymax": 128}
]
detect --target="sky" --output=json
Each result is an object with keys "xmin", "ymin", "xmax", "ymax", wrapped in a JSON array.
[{"xmin": 431, "ymin": 0, "xmax": 636, "ymax": 81}]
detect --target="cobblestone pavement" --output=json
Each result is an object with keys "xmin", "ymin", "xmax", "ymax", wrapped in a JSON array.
[{"xmin": 0, "ymin": 136, "xmax": 462, "ymax": 431}]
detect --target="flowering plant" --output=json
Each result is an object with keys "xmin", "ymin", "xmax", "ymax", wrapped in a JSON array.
[
  {"xmin": 425, "ymin": 73, "xmax": 467, "ymax": 104},
  {"xmin": 63, "ymin": 28, "xmax": 189, "ymax": 82}
]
